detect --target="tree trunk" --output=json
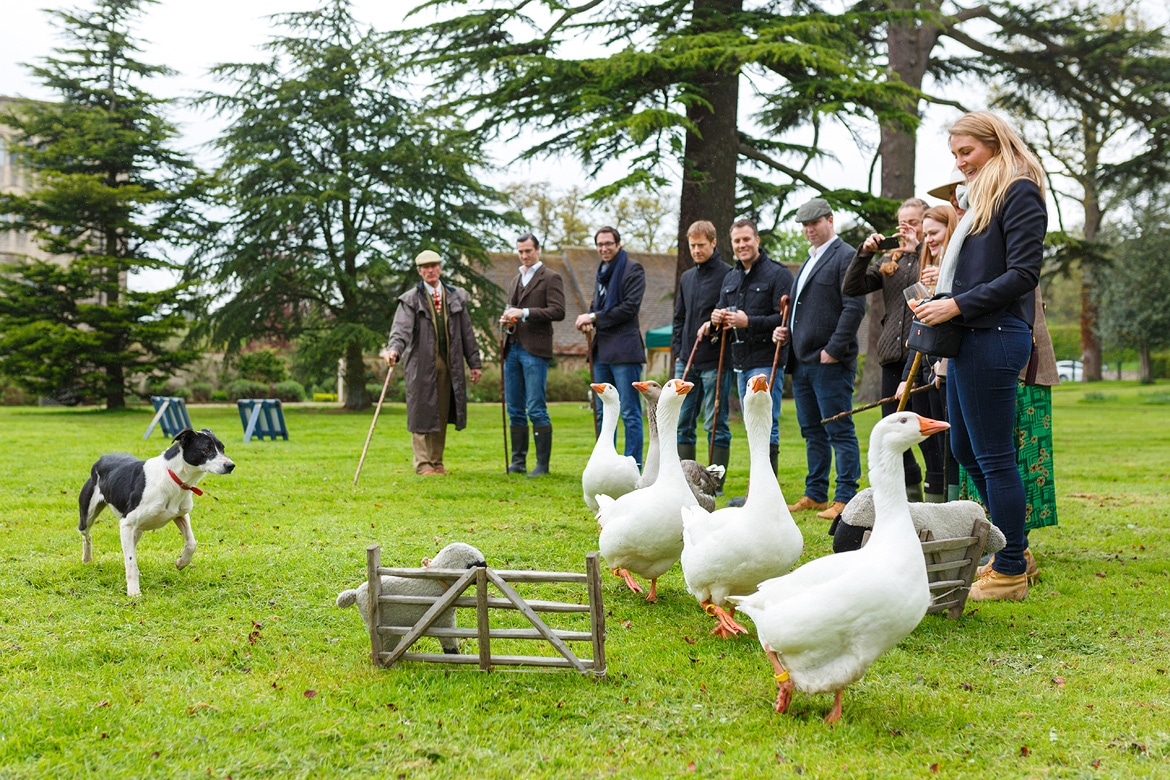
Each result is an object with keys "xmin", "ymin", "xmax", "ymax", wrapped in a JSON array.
[
  {"xmin": 859, "ymin": 1, "xmax": 941, "ymax": 404},
  {"xmin": 1139, "ymin": 341, "xmax": 1152, "ymax": 384},
  {"xmin": 105, "ymin": 362, "xmax": 126, "ymax": 409},
  {"xmin": 1079, "ymin": 117, "xmax": 1104, "ymax": 381},
  {"xmin": 343, "ymin": 339, "xmax": 370, "ymax": 411},
  {"xmin": 675, "ymin": 0, "xmax": 743, "ymax": 290}
]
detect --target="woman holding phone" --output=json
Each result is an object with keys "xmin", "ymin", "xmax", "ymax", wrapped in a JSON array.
[
  {"xmin": 843, "ymin": 198, "xmax": 945, "ymax": 502},
  {"xmin": 912, "ymin": 111, "xmax": 1046, "ymax": 602}
]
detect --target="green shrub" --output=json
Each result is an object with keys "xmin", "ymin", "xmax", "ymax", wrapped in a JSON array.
[
  {"xmin": 0, "ymin": 377, "xmax": 33, "ymax": 406},
  {"xmin": 273, "ymin": 380, "xmax": 307, "ymax": 402},
  {"xmin": 547, "ymin": 368, "xmax": 591, "ymax": 402},
  {"xmin": 312, "ymin": 392, "xmax": 338, "ymax": 402},
  {"xmin": 171, "ymin": 386, "xmax": 192, "ymax": 400},
  {"xmin": 211, "ymin": 390, "xmax": 229, "ymax": 402},
  {"xmin": 189, "ymin": 382, "xmax": 214, "ymax": 403},
  {"xmin": 1151, "ymin": 352, "xmax": 1170, "ymax": 379},
  {"xmin": 317, "ymin": 375, "xmax": 337, "ymax": 393},
  {"xmin": 226, "ymin": 379, "xmax": 270, "ymax": 401},
  {"xmin": 236, "ymin": 348, "xmax": 288, "ymax": 384},
  {"xmin": 1048, "ymin": 323, "xmax": 1081, "ymax": 360}
]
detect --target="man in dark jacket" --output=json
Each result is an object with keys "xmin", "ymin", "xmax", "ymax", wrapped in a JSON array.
[
  {"xmin": 384, "ymin": 250, "xmax": 483, "ymax": 475},
  {"xmin": 501, "ymin": 233, "xmax": 566, "ymax": 477},
  {"xmin": 672, "ymin": 220, "xmax": 733, "ymax": 475},
  {"xmin": 575, "ymin": 226, "xmax": 646, "ymax": 466},
  {"xmin": 777, "ymin": 198, "xmax": 866, "ymax": 521},
  {"xmin": 706, "ymin": 217, "xmax": 794, "ymax": 477}
]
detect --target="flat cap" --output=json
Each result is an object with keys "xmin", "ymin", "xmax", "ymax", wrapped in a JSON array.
[
  {"xmin": 794, "ymin": 197, "xmax": 832, "ymax": 223},
  {"xmin": 414, "ymin": 250, "xmax": 442, "ymax": 267},
  {"xmin": 927, "ymin": 168, "xmax": 966, "ymax": 201}
]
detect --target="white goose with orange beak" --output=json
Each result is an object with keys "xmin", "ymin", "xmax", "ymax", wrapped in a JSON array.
[{"xmin": 581, "ymin": 382, "xmax": 640, "ymax": 512}]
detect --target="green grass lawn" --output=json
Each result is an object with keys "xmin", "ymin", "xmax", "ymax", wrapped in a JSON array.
[{"xmin": 1, "ymin": 384, "xmax": 1167, "ymax": 778}]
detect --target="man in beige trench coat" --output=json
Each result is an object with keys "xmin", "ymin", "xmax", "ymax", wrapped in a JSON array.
[{"xmin": 384, "ymin": 251, "xmax": 483, "ymax": 475}]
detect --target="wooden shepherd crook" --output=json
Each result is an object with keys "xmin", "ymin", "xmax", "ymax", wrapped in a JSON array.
[
  {"xmin": 768, "ymin": 294, "xmax": 791, "ymax": 390},
  {"xmin": 499, "ymin": 322, "xmax": 513, "ymax": 473},
  {"xmin": 819, "ymin": 382, "xmax": 933, "ymax": 425},
  {"xmin": 353, "ymin": 365, "xmax": 395, "ymax": 486},
  {"xmin": 679, "ymin": 329, "xmax": 702, "ymax": 383},
  {"xmin": 898, "ymin": 351, "xmax": 925, "ymax": 412},
  {"xmin": 585, "ymin": 329, "xmax": 600, "ymax": 439}
]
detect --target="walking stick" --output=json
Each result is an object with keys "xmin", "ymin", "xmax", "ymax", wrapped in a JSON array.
[
  {"xmin": 708, "ymin": 325, "xmax": 728, "ymax": 465},
  {"xmin": 898, "ymin": 351, "xmax": 924, "ymax": 412},
  {"xmin": 768, "ymin": 295, "xmax": 791, "ymax": 390},
  {"xmin": 353, "ymin": 364, "xmax": 395, "ymax": 486},
  {"xmin": 680, "ymin": 332, "xmax": 702, "ymax": 382},
  {"xmin": 585, "ymin": 329, "xmax": 600, "ymax": 438},
  {"xmin": 499, "ymin": 322, "xmax": 513, "ymax": 473},
  {"xmin": 819, "ymin": 382, "xmax": 933, "ymax": 425}
]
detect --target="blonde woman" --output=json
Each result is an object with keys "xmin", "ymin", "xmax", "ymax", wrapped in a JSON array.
[{"xmin": 912, "ymin": 111, "xmax": 1045, "ymax": 602}]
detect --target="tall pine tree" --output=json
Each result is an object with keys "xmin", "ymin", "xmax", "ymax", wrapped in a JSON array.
[
  {"xmin": 191, "ymin": 0, "xmax": 515, "ymax": 410},
  {"xmin": 0, "ymin": 0, "xmax": 200, "ymax": 408}
]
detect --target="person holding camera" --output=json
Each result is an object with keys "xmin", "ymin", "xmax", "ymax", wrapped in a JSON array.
[
  {"xmin": 843, "ymin": 197, "xmax": 947, "ymax": 503},
  {"xmin": 704, "ymin": 217, "xmax": 793, "ymax": 480}
]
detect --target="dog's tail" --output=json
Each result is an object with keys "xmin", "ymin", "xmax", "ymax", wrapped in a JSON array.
[{"xmin": 336, "ymin": 589, "xmax": 358, "ymax": 608}]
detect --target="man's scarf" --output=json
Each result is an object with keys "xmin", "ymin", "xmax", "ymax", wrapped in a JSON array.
[{"xmin": 595, "ymin": 248, "xmax": 630, "ymax": 314}]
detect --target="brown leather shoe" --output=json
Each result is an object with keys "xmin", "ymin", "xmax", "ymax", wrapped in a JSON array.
[
  {"xmin": 433, "ymin": 466, "xmax": 448, "ymax": 475},
  {"xmin": 418, "ymin": 469, "xmax": 438, "ymax": 475},
  {"xmin": 787, "ymin": 495, "xmax": 829, "ymax": 512},
  {"xmin": 977, "ymin": 548, "xmax": 1039, "ymax": 584},
  {"xmin": 968, "ymin": 568, "xmax": 1028, "ymax": 602},
  {"xmin": 815, "ymin": 500, "xmax": 847, "ymax": 521}
]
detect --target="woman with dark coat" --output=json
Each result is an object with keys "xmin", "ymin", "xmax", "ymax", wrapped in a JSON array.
[
  {"xmin": 911, "ymin": 111, "xmax": 1046, "ymax": 602},
  {"xmin": 843, "ymin": 198, "xmax": 946, "ymax": 502}
]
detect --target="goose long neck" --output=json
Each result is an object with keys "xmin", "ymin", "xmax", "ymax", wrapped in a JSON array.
[
  {"xmin": 656, "ymin": 396, "xmax": 684, "ymax": 479},
  {"xmin": 600, "ymin": 398, "xmax": 619, "ymax": 440},
  {"xmin": 866, "ymin": 436, "xmax": 917, "ymax": 545},
  {"xmin": 641, "ymin": 397, "xmax": 660, "ymax": 484},
  {"xmin": 744, "ymin": 394, "xmax": 778, "ymax": 504}
]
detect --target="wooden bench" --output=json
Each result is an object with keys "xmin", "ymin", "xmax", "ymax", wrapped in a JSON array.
[{"xmin": 364, "ymin": 546, "xmax": 606, "ymax": 677}]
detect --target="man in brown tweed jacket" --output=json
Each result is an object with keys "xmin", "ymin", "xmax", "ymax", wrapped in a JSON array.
[{"xmin": 499, "ymin": 233, "xmax": 566, "ymax": 476}]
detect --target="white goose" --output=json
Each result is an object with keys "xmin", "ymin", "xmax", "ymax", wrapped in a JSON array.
[
  {"xmin": 581, "ymin": 383, "xmax": 640, "ymax": 512},
  {"xmin": 633, "ymin": 380, "xmax": 724, "ymax": 510},
  {"xmin": 680, "ymin": 374, "xmax": 803, "ymax": 637},
  {"xmin": 597, "ymin": 379, "xmax": 698, "ymax": 602},
  {"xmin": 730, "ymin": 412, "xmax": 949, "ymax": 723}
]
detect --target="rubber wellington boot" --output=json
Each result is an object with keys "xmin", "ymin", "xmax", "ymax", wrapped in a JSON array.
[
  {"xmin": 527, "ymin": 425, "xmax": 552, "ymax": 477},
  {"xmin": 507, "ymin": 425, "xmax": 528, "ymax": 474},
  {"xmin": 905, "ymin": 482, "xmax": 924, "ymax": 503},
  {"xmin": 710, "ymin": 445, "xmax": 730, "ymax": 496},
  {"xmin": 677, "ymin": 442, "xmax": 697, "ymax": 462}
]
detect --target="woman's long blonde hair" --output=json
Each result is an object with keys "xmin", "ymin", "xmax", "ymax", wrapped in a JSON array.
[
  {"xmin": 949, "ymin": 111, "xmax": 1045, "ymax": 233},
  {"xmin": 919, "ymin": 204, "xmax": 957, "ymax": 280}
]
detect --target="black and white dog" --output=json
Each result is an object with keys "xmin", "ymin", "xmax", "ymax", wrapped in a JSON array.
[{"xmin": 79, "ymin": 428, "xmax": 235, "ymax": 596}]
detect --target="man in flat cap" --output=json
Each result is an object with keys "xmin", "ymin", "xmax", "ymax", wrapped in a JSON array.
[
  {"xmin": 384, "ymin": 250, "xmax": 483, "ymax": 475},
  {"xmin": 774, "ymin": 198, "xmax": 865, "ymax": 522}
]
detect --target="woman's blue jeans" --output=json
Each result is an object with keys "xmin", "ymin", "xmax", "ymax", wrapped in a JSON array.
[{"xmin": 948, "ymin": 314, "xmax": 1032, "ymax": 576}]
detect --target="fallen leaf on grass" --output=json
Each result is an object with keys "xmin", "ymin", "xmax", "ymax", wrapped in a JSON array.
[
  {"xmin": 304, "ymin": 690, "xmax": 317, "ymax": 699},
  {"xmin": 930, "ymin": 763, "xmax": 939, "ymax": 774},
  {"xmin": 686, "ymin": 762, "xmax": 696, "ymax": 772},
  {"xmin": 621, "ymin": 620, "xmax": 632, "ymax": 628},
  {"xmin": 1091, "ymin": 760, "xmax": 1101, "ymax": 768},
  {"xmin": 1095, "ymin": 572, "xmax": 1106, "ymax": 578},
  {"xmin": 187, "ymin": 702, "xmax": 219, "ymax": 714},
  {"xmin": 684, "ymin": 635, "xmax": 696, "ymax": 645},
  {"xmin": 960, "ymin": 682, "xmax": 973, "ymax": 691},
  {"xmin": 1051, "ymin": 677, "xmax": 1066, "ymax": 688},
  {"xmin": 1020, "ymin": 746, "xmax": 1031, "ymax": 757},
  {"xmin": 96, "ymin": 701, "xmax": 110, "ymax": 708}
]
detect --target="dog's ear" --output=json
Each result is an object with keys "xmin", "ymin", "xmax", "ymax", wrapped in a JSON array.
[{"xmin": 171, "ymin": 428, "xmax": 196, "ymax": 443}]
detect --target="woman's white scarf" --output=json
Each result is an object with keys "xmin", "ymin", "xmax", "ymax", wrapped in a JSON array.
[{"xmin": 936, "ymin": 188, "xmax": 972, "ymax": 296}]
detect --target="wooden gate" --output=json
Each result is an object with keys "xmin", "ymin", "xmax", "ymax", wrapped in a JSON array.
[{"xmin": 365, "ymin": 546, "xmax": 606, "ymax": 677}]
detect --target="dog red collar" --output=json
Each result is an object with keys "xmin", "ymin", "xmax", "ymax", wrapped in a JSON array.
[{"xmin": 168, "ymin": 469, "xmax": 204, "ymax": 496}]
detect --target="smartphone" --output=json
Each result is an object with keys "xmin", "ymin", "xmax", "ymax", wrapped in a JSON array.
[{"xmin": 877, "ymin": 235, "xmax": 901, "ymax": 250}]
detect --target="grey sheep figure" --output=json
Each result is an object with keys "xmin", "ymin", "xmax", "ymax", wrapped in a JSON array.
[
  {"xmin": 336, "ymin": 541, "xmax": 486, "ymax": 654},
  {"xmin": 635, "ymin": 380, "xmax": 725, "ymax": 511},
  {"xmin": 832, "ymin": 487, "xmax": 1006, "ymax": 556}
]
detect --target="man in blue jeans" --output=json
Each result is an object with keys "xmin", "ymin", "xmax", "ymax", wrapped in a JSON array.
[
  {"xmin": 774, "ymin": 198, "xmax": 866, "ymax": 522},
  {"xmin": 672, "ymin": 220, "xmax": 733, "ymax": 481},
  {"xmin": 575, "ymin": 226, "xmax": 646, "ymax": 466},
  {"xmin": 501, "ymin": 233, "xmax": 565, "ymax": 476}
]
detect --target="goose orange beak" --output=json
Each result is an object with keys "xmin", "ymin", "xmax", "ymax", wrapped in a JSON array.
[
  {"xmin": 918, "ymin": 416, "xmax": 950, "ymax": 436},
  {"xmin": 749, "ymin": 374, "xmax": 769, "ymax": 393},
  {"xmin": 590, "ymin": 383, "xmax": 607, "ymax": 394},
  {"xmin": 670, "ymin": 379, "xmax": 694, "ymax": 396},
  {"xmin": 632, "ymin": 381, "xmax": 651, "ymax": 393}
]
